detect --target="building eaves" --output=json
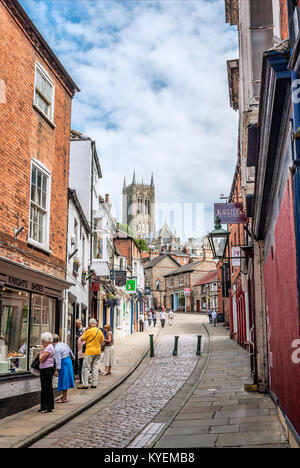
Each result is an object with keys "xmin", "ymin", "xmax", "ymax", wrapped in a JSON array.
[
  {"xmin": 225, "ymin": 0, "xmax": 238, "ymax": 26},
  {"xmin": 2, "ymin": 0, "xmax": 80, "ymax": 97},
  {"xmin": 227, "ymin": 59, "xmax": 239, "ymax": 111},
  {"xmin": 163, "ymin": 260, "xmax": 203, "ymax": 278}
]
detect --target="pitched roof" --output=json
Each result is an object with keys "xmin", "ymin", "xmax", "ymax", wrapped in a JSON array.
[
  {"xmin": 163, "ymin": 260, "xmax": 204, "ymax": 277},
  {"xmin": 194, "ymin": 271, "xmax": 218, "ymax": 287},
  {"xmin": 144, "ymin": 254, "xmax": 180, "ymax": 269}
]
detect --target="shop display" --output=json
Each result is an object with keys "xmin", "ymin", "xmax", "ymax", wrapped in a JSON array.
[{"xmin": 0, "ymin": 287, "xmax": 55, "ymax": 376}]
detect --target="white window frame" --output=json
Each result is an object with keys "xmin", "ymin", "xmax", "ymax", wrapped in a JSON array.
[
  {"xmin": 28, "ymin": 158, "xmax": 52, "ymax": 253},
  {"xmin": 33, "ymin": 61, "xmax": 55, "ymax": 124}
]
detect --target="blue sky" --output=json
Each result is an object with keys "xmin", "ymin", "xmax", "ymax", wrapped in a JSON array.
[{"xmin": 20, "ymin": 0, "xmax": 238, "ymax": 239}]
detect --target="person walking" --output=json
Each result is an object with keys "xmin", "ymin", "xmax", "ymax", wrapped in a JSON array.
[
  {"xmin": 160, "ymin": 308, "xmax": 166, "ymax": 328},
  {"xmin": 102, "ymin": 324, "xmax": 114, "ymax": 376},
  {"xmin": 144, "ymin": 312, "xmax": 149, "ymax": 331},
  {"xmin": 168, "ymin": 309, "xmax": 174, "ymax": 326},
  {"xmin": 152, "ymin": 311, "xmax": 157, "ymax": 327},
  {"xmin": 139, "ymin": 311, "xmax": 145, "ymax": 332},
  {"xmin": 38, "ymin": 332, "xmax": 55, "ymax": 414},
  {"xmin": 211, "ymin": 310, "xmax": 217, "ymax": 327},
  {"xmin": 77, "ymin": 319, "xmax": 104, "ymax": 389},
  {"xmin": 53, "ymin": 335, "xmax": 75, "ymax": 403},
  {"xmin": 147, "ymin": 310, "xmax": 153, "ymax": 327}
]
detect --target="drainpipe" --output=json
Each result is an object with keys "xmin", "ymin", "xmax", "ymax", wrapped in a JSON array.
[{"xmin": 89, "ymin": 143, "xmax": 95, "ymax": 319}]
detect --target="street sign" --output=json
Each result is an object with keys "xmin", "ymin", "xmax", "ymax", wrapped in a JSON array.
[{"xmin": 214, "ymin": 203, "xmax": 247, "ymax": 224}]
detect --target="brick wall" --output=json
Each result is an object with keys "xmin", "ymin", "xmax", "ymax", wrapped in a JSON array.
[{"xmin": 0, "ymin": 2, "xmax": 74, "ymax": 279}]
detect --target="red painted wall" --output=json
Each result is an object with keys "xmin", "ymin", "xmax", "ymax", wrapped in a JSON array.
[{"xmin": 264, "ymin": 175, "xmax": 300, "ymax": 436}]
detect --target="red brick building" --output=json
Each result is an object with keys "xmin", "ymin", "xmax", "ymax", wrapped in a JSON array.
[{"xmin": 0, "ymin": 0, "xmax": 79, "ymax": 383}]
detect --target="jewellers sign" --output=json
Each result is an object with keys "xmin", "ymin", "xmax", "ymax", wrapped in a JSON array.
[{"xmin": 214, "ymin": 203, "xmax": 247, "ymax": 224}]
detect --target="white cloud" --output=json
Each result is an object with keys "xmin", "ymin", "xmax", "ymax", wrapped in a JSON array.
[{"xmin": 21, "ymin": 0, "xmax": 239, "ymax": 236}]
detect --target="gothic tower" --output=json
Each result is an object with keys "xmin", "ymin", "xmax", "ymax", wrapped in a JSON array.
[{"xmin": 122, "ymin": 172, "xmax": 156, "ymax": 240}]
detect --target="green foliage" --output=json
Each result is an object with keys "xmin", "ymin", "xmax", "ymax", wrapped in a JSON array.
[{"xmin": 135, "ymin": 238, "xmax": 149, "ymax": 252}]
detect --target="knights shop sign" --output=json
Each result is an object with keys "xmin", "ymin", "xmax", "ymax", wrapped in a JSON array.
[
  {"xmin": 126, "ymin": 278, "xmax": 137, "ymax": 294},
  {"xmin": 214, "ymin": 203, "xmax": 247, "ymax": 224}
]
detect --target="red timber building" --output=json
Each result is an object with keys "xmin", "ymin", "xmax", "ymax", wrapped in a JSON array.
[{"xmin": 0, "ymin": 0, "xmax": 79, "ymax": 394}]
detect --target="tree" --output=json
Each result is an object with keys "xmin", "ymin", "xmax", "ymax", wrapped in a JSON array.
[{"xmin": 135, "ymin": 238, "xmax": 149, "ymax": 252}]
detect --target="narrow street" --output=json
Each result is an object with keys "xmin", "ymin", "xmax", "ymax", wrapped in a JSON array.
[
  {"xmin": 29, "ymin": 313, "xmax": 204, "ymax": 448},
  {"xmin": 29, "ymin": 314, "xmax": 289, "ymax": 449}
]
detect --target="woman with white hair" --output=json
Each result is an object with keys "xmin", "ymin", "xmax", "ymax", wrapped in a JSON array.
[
  {"xmin": 39, "ymin": 332, "xmax": 55, "ymax": 413},
  {"xmin": 52, "ymin": 334, "xmax": 75, "ymax": 403}
]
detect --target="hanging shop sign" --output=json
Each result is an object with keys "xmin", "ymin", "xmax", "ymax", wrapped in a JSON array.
[
  {"xmin": 214, "ymin": 203, "xmax": 247, "ymax": 224},
  {"xmin": 114, "ymin": 270, "xmax": 127, "ymax": 287},
  {"xmin": 231, "ymin": 247, "xmax": 241, "ymax": 267},
  {"xmin": 184, "ymin": 288, "xmax": 190, "ymax": 296},
  {"xmin": 126, "ymin": 278, "xmax": 137, "ymax": 294}
]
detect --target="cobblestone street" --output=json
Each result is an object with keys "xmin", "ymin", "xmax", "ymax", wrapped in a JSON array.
[{"xmin": 30, "ymin": 313, "xmax": 204, "ymax": 448}]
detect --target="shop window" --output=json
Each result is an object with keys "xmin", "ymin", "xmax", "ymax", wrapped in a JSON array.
[
  {"xmin": 93, "ymin": 217, "xmax": 103, "ymax": 259},
  {"xmin": 30, "ymin": 294, "xmax": 55, "ymax": 348},
  {"xmin": 0, "ymin": 288, "xmax": 29, "ymax": 375}
]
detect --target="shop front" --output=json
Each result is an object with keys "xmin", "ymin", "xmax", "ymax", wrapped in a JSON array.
[{"xmin": 0, "ymin": 258, "xmax": 72, "ymax": 380}]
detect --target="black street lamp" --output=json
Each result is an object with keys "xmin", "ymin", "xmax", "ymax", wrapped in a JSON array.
[{"xmin": 208, "ymin": 216, "xmax": 230, "ymax": 259}]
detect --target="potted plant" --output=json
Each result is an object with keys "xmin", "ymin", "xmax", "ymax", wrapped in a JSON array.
[{"xmin": 73, "ymin": 257, "xmax": 81, "ymax": 274}]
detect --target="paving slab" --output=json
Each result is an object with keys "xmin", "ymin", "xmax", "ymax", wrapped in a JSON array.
[{"xmin": 153, "ymin": 321, "xmax": 290, "ymax": 449}]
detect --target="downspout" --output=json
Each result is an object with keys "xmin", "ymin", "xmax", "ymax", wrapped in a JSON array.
[{"xmin": 89, "ymin": 142, "xmax": 95, "ymax": 319}]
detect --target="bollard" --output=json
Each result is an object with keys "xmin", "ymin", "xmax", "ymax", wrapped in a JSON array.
[
  {"xmin": 173, "ymin": 336, "xmax": 179, "ymax": 356},
  {"xmin": 149, "ymin": 334, "xmax": 154, "ymax": 358},
  {"xmin": 196, "ymin": 335, "xmax": 202, "ymax": 356}
]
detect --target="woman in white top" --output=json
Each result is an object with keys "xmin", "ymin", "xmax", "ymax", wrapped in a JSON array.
[{"xmin": 53, "ymin": 335, "xmax": 75, "ymax": 403}]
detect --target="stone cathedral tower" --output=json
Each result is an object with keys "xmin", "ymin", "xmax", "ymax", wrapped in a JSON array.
[{"xmin": 122, "ymin": 171, "xmax": 156, "ymax": 240}]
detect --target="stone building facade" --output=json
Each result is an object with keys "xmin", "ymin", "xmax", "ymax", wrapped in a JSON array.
[
  {"xmin": 122, "ymin": 172, "xmax": 155, "ymax": 240},
  {"xmin": 163, "ymin": 258, "xmax": 216, "ymax": 312}
]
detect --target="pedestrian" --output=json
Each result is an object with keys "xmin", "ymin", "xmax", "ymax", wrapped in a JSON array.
[
  {"xmin": 160, "ymin": 308, "xmax": 166, "ymax": 328},
  {"xmin": 102, "ymin": 324, "xmax": 114, "ymax": 376},
  {"xmin": 139, "ymin": 311, "xmax": 145, "ymax": 332},
  {"xmin": 211, "ymin": 310, "xmax": 217, "ymax": 327},
  {"xmin": 168, "ymin": 309, "xmax": 174, "ymax": 326},
  {"xmin": 147, "ymin": 310, "xmax": 153, "ymax": 327},
  {"xmin": 75, "ymin": 319, "xmax": 83, "ymax": 378},
  {"xmin": 152, "ymin": 311, "xmax": 157, "ymax": 327},
  {"xmin": 38, "ymin": 332, "xmax": 55, "ymax": 414},
  {"xmin": 53, "ymin": 335, "xmax": 75, "ymax": 403},
  {"xmin": 144, "ymin": 312, "xmax": 149, "ymax": 331},
  {"xmin": 77, "ymin": 332, "xmax": 85, "ymax": 383},
  {"xmin": 208, "ymin": 310, "xmax": 213, "ymax": 324},
  {"xmin": 77, "ymin": 319, "xmax": 104, "ymax": 389}
]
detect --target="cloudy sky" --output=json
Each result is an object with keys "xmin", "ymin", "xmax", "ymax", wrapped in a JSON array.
[{"xmin": 20, "ymin": 0, "xmax": 238, "ymax": 239}]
